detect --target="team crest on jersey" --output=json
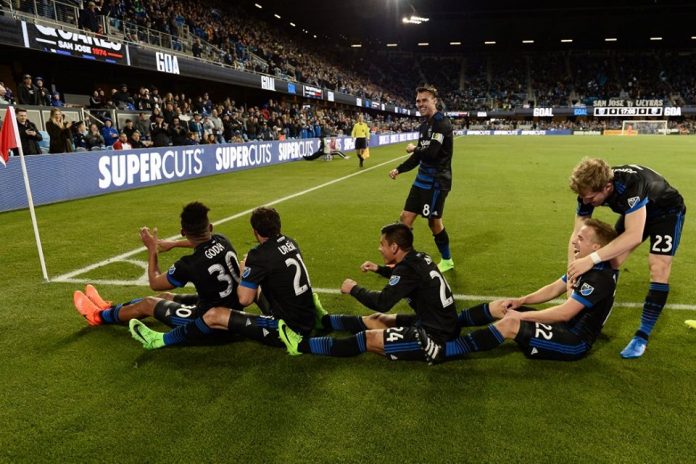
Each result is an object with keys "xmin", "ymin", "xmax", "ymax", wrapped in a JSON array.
[
  {"xmin": 580, "ymin": 283, "xmax": 595, "ymax": 296},
  {"xmin": 431, "ymin": 132, "xmax": 444, "ymax": 144},
  {"xmin": 389, "ymin": 275, "xmax": 401, "ymax": 286},
  {"xmin": 168, "ymin": 264, "xmax": 176, "ymax": 275},
  {"xmin": 627, "ymin": 196, "xmax": 641, "ymax": 209},
  {"xmin": 242, "ymin": 267, "xmax": 251, "ymax": 278}
]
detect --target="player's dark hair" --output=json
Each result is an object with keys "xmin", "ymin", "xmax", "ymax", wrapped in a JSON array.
[
  {"xmin": 180, "ymin": 201, "xmax": 210, "ymax": 237},
  {"xmin": 251, "ymin": 207, "xmax": 281, "ymax": 237},
  {"xmin": 583, "ymin": 218, "xmax": 617, "ymax": 247},
  {"xmin": 380, "ymin": 223, "xmax": 413, "ymax": 251}
]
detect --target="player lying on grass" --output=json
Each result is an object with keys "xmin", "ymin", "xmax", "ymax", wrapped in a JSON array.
[
  {"xmin": 129, "ymin": 207, "xmax": 327, "ymax": 350},
  {"xmin": 277, "ymin": 223, "xmax": 459, "ymax": 363},
  {"xmin": 445, "ymin": 218, "xmax": 618, "ymax": 361},
  {"xmin": 73, "ymin": 201, "xmax": 248, "ymax": 328},
  {"xmin": 303, "ymin": 135, "xmax": 348, "ymax": 161}
]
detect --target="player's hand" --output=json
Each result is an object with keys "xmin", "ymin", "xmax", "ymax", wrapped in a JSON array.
[
  {"xmin": 567, "ymin": 255, "xmax": 593, "ymax": 282},
  {"xmin": 341, "ymin": 278, "xmax": 357, "ymax": 294},
  {"xmin": 360, "ymin": 261, "xmax": 378, "ymax": 273},
  {"xmin": 140, "ymin": 226, "xmax": 158, "ymax": 251},
  {"xmin": 389, "ymin": 168, "xmax": 399, "ymax": 179},
  {"xmin": 502, "ymin": 309, "xmax": 523, "ymax": 321},
  {"xmin": 406, "ymin": 143, "xmax": 416, "ymax": 153}
]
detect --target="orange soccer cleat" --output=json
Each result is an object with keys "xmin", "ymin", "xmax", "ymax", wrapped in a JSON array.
[
  {"xmin": 73, "ymin": 290, "xmax": 103, "ymax": 326},
  {"xmin": 84, "ymin": 284, "xmax": 112, "ymax": 310}
]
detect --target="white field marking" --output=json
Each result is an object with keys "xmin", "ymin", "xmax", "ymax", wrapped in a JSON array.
[{"xmin": 51, "ymin": 154, "xmax": 410, "ymax": 283}]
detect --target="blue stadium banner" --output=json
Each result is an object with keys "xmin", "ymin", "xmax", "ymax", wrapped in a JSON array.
[{"xmin": 0, "ymin": 134, "xmax": 418, "ymax": 212}]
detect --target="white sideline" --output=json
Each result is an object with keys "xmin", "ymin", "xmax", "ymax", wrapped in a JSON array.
[{"xmin": 51, "ymin": 155, "xmax": 409, "ymax": 282}]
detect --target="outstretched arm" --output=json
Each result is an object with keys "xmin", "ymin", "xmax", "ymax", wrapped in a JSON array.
[{"xmin": 140, "ymin": 226, "xmax": 175, "ymax": 291}]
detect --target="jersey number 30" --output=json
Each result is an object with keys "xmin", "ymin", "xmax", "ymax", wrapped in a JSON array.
[{"xmin": 208, "ymin": 251, "xmax": 241, "ymax": 298}]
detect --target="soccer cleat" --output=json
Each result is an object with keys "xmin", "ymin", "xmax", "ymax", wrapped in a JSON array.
[
  {"xmin": 313, "ymin": 292, "xmax": 328, "ymax": 330},
  {"xmin": 73, "ymin": 290, "xmax": 103, "ymax": 326},
  {"xmin": 129, "ymin": 319, "xmax": 165, "ymax": 350},
  {"xmin": 685, "ymin": 320, "xmax": 696, "ymax": 329},
  {"xmin": 620, "ymin": 336, "xmax": 647, "ymax": 359},
  {"xmin": 277, "ymin": 319, "xmax": 303, "ymax": 356},
  {"xmin": 84, "ymin": 284, "xmax": 112, "ymax": 310},
  {"xmin": 437, "ymin": 258, "xmax": 455, "ymax": 273}
]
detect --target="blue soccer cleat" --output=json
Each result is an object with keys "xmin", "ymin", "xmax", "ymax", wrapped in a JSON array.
[{"xmin": 620, "ymin": 336, "xmax": 647, "ymax": 359}]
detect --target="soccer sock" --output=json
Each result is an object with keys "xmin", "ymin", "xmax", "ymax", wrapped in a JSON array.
[
  {"xmin": 99, "ymin": 298, "xmax": 143, "ymax": 324},
  {"xmin": 433, "ymin": 228, "xmax": 452, "ymax": 260},
  {"xmin": 457, "ymin": 303, "xmax": 495, "ymax": 327},
  {"xmin": 636, "ymin": 282, "xmax": 669, "ymax": 340},
  {"xmin": 298, "ymin": 332, "xmax": 367, "ymax": 357},
  {"xmin": 321, "ymin": 314, "xmax": 367, "ymax": 333},
  {"xmin": 227, "ymin": 311, "xmax": 283, "ymax": 347},
  {"xmin": 163, "ymin": 317, "xmax": 212, "ymax": 346},
  {"xmin": 444, "ymin": 325, "xmax": 505, "ymax": 358}
]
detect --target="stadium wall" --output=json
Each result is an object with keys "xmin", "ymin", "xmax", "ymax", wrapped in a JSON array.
[{"xmin": 0, "ymin": 133, "xmax": 418, "ymax": 212}]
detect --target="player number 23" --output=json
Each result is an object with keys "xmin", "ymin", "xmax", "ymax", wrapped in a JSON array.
[{"xmin": 651, "ymin": 235, "xmax": 673, "ymax": 253}]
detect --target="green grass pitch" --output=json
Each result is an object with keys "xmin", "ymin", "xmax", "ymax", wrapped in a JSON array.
[{"xmin": 1, "ymin": 136, "xmax": 695, "ymax": 463}]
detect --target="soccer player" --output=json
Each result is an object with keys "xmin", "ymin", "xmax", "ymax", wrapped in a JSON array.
[
  {"xmin": 351, "ymin": 114, "xmax": 370, "ymax": 167},
  {"xmin": 567, "ymin": 159, "xmax": 686, "ymax": 358},
  {"xmin": 388, "ymin": 85, "xmax": 455, "ymax": 272},
  {"xmin": 277, "ymin": 223, "xmax": 459, "ymax": 364},
  {"xmin": 446, "ymin": 218, "xmax": 618, "ymax": 361},
  {"xmin": 129, "ymin": 207, "xmax": 326, "ymax": 350},
  {"xmin": 73, "ymin": 202, "xmax": 244, "ymax": 328}
]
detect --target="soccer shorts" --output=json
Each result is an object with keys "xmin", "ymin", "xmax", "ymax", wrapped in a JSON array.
[
  {"xmin": 355, "ymin": 137, "xmax": 367, "ymax": 149},
  {"xmin": 515, "ymin": 321, "xmax": 591, "ymax": 361},
  {"xmin": 615, "ymin": 208, "xmax": 686, "ymax": 256},
  {"xmin": 154, "ymin": 299, "xmax": 203, "ymax": 327},
  {"xmin": 172, "ymin": 293, "xmax": 199, "ymax": 305},
  {"xmin": 404, "ymin": 185, "xmax": 448, "ymax": 218},
  {"xmin": 382, "ymin": 325, "xmax": 445, "ymax": 364}
]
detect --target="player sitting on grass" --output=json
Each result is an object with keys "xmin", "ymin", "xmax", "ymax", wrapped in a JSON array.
[
  {"xmin": 445, "ymin": 218, "xmax": 618, "ymax": 361},
  {"xmin": 128, "ymin": 207, "xmax": 327, "ymax": 350},
  {"xmin": 73, "ymin": 202, "xmax": 247, "ymax": 328},
  {"xmin": 277, "ymin": 223, "xmax": 459, "ymax": 364}
]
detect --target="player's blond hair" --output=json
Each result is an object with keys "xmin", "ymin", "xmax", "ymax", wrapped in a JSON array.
[
  {"xmin": 583, "ymin": 218, "xmax": 617, "ymax": 247},
  {"xmin": 569, "ymin": 157, "xmax": 614, "ymax": 194}
]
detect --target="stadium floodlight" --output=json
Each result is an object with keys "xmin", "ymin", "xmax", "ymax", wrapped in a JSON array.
[
  {"xmin": 386, "ymin": 43, "xmax": 398, "ymax": 47},
  {"xmin": 351, "ymin": 44, "xmax": 362, "ymax": 48},
  {"xmin": 522, "ymin": 40, "xmax": 534, "ymax": 44},
  {"xmin": 605, "ymin": 37, "xmax": 618, "ymax": 42},
  {"xmin": 254, "ymin": 3, "xmax": 262, "ymax": 9},
  {"xmin": 692, "ymin": 36, "xmax": 696, "ymax": 40},
  {"xmin": 484, "ymin": 41, "xmax": 496, "ymax": 45},
  {"xmin": 449, "ymin": 41, "xmax": 461, "ymax": 45},
  {"xmin": 402, "ymin": 15, "xmax": 429, "ymax": 24},
  {"xmin": 621, "ymin": 120, "xmax": 668, "ymax": 136},
  {"xmin": 274, "ymin": 13, "xmax": 281, "ymax": 19},
  {"xmin": 418, "ymin": 42, "xmax": 429, "ymax": 46},
  {"xmin": 290, "ymin": 22, "xmax": 296, "ymax": 27},
  {"xmin": 561, "ymin": 39, "xmax": 573, "ymax": 43},
  {"xmin": 313, "ymin": 34, "xmax": 317, "ymax": 38},
  {"xmin": 650, "ymin": 37, "xmax": 662, "ymax": 41}
]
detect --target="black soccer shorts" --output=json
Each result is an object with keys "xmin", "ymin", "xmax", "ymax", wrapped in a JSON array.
[
  {"xmin": 382, "ymin": 325, "xmax": 445, "ymax": 364},
  {"xmin": 154, "ymin": 299, "xmax": 203, "ymax": 327},
  {"xmin": 404, "ymin": 185, "xmax": 449, "ymax": 218},
  {"xmin": 515, "ymin": 321, "xmax": 591, "ymax": 361}
]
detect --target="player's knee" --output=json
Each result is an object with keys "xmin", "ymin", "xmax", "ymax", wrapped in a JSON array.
[
  {"xmin": 365, "ymin": 330, "xmax": 384, "ymax": 353},
  {"xmin": 400, "ymin": 211, "xmax": 416, "ymax": 227},
  {"xmin": 203, "ymin": 306, "xmax": 229, "ymax": 326},
  {"xmin": 428, "ymin": 218, "xmax": 444, "ymax": 233},
  {"xmin": 364, "ymin": 313, "xmax": 393, "ymax": 329},
  {"xmin": 648, "ymin": 258, "xmax": 672, "ymax": 282},
  {"xmin": 495, "ymin": 318, "xmax": 518, "ymax": 339},
  {"xmin": 156, "ymin": 292, "xmax": 176, "ymax": 301}
]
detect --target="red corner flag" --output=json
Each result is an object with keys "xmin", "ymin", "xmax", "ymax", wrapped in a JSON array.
[{"xmin": 0, "ymin": 106, "xmax": 19, "ymax": 167}]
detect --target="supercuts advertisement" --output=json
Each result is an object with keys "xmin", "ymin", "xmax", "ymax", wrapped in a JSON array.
[{"xmin": 21, "ymin": 21, "xmax": 129, "ymax": 65}]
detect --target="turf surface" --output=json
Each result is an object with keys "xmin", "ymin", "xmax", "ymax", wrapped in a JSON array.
[{"xmin": 2, "ymin": 135, "xmax": 695, "ymax": 463}]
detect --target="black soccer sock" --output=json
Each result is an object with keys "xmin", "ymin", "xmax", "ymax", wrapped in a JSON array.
[
  {"xmin": 433, "ymin": 228, "xmax": 452, "ymax": 260},
  {"xmin": 163, "ymin": 316, "xmax": 212, "ymax": 346},
  {"xmin": 227, "ymin": 310, "xmax": 283, "ymax": 347},
  {"xmin": 457, "ymin": 303, "xmax": 495, "ymax": 327},
  {"xmin": 636, "ymin": 282, "xmax": 670, "ymax": 340},
  {"xmin": 255, "ymin": 292, "xmax": 272, "ymax": 315},
  {"xmin": 100, "ymin": 298, "xmax": 143, "ymax": 324},
  {"xmin": 299, "ymin": 332, "xmax": 367, "ymax": 357},
  {"xmin": 444, "ymin": 325, "xmax": 505, "ymax": 358},
  {"xmin": 322, "ymin": 314, "xmax": 367, "ymax": 333}
]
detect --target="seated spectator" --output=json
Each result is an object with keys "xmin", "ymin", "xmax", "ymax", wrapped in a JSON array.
[
  {"xmin": 188, "ymin": 113, "xmax": 204, "ymax": 139},
  {"xmin": 112, "ymin": 83, "xmax": 134, "ymax": 110},
  {"xmin": 121, "ymin": 119, "xmax": 137, "ymax": 142},
  {"xmin": 0, "ymin": 82, "xmax": 11, "ymax": 105},
  {"xmin": 72, "ymin": 121, "xmax": 89, "ymax": 151},
  {"xmin": 16, "ymin": 108, "xmax": 42, "ymax": 155},
  {"xmin": 85, "ymin": 123, "xmax": 106, "ymax": 150},
  {"xmin": 134, "ymin": 113, "xmax": 151, "ymax": 139},
  {"xmin": 51, "ymin": 92, "xmax": 64, "ymax": 107},
  {"xmin": 130, "ymin": 130, "xmax": 152, "ymax": 148},
  {"xmin": 112, "ymin": 132, "xmax": 132, "ymax": 150},
  {"xmin": 101, "ymin": 118, "xmax": 119, "ymax": 146}
]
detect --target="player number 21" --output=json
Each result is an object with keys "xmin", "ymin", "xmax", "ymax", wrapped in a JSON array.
[{"xmin": 285, "ymin": 255, "xmax": 311, "ymax": 296}]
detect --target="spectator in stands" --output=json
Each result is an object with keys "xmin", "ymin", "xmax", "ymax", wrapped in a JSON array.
[
  {"xmin": 209, "ymin": 109, "xmax": 224, "ymax": 142},
  {"xmin": 112, "ymin": 132, "xmax": 132, "ymax": 150},
  {"xmin": 169, "ymin": 117, "xmax": 189, "ymax": 146},
  {"xmin": 162, "ymin": 102, "xmax": 176, "ymax": 124},
  {"xmin": 0, "ymin": 82, "xmax": 11, "ymax": 105},
  {"xmin": 79, "ymin": 1, "xmax": 100, "ymax": 33},
  {"xmin": 150, "ymin": 114, "xmax": 170, "ymax": 147},
  {"xmin": 204, "ymin": 133, "xmax": 217, "ymax": 144},
  {"xmin": 17, "ymin": 74, "xmax": 39, "ymax": 106},
  {"xmin": 137, "ymin": 87, "xmax": 154, "ymax": 111},
  {"xmin": 85, "ymin": 123, "xmax": 106, "ymax": 150},
  {"xmin": 16, "ymin": 108, "xmax": 42, "ymax": 155},
  {"xmin": 72, "ymin": 121, "xmax": 89, "ymax": 151},
  {"xmin": 45, "ymin": 108, "xmax": 74, "ymax": 154},
  {"xmin": 130, "ymin": 131, "xmax": 152, "ymax": 149},
  {"xmin": 192, "ymin": 38, "xmax": 203, "ymax": 58},
  {"xmin": 186, "ymin": 131, "xmax": 200, "ymax": 145},
  {"xmin": 34, "ymin": 77, "xmax": 51, "ymax": 106},
  {"xmin": 133, "ymin": 113, "xmax": 151, "ymax": 139},
  {"xmin": 188, "ymin": 113, "xmax": 204, "ymax": 140},
  {"xmin": 121, "ymin": 119, "xmax": 137, "ymax": 142},
  {"xmin": 51, "ymin": 92, "xmax": 64, "ymax": 107},
  {"xmin": 112, "ymin": 84, "xmax": 134, "ymax": 110},
  {"xmin": 101, "ymin": 118, "xmax": 119, "ymax": 146}
]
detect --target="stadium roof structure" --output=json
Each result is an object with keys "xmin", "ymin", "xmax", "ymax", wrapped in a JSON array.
[{"xmin": 252, "ymin": 0, "xmax": 696, "ymax": 51}]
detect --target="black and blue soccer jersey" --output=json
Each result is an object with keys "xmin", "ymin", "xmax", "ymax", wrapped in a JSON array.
[
  {"xmin": 395, "ymin": 112, "xmax": 453, "ymax": 191},
  {"xmin": 565, "ymin": 263, "xmax": 619, "ymax": 345},
  {"xmin": 350, "ymin": 250, "xmax": 458, "ymax": 344},
  {"xmin": 577, "ymin": 165, "xmax": 685, "ymax": 220},
  {"xmin": 166, "ymin": 234, "xmax": 243, "ymax": 311},
  {"xmin": 239, "ymin": 235, "xmax": 315, "ymax": 334}
]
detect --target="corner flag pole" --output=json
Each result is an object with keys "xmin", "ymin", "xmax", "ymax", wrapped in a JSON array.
[{"xmin": 8, "ymin": 106, "xmax": 49, "ymax": 282}]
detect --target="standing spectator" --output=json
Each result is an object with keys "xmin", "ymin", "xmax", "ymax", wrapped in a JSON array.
[
  {"xmin": 112, "ymin": 84, "xmax": 134, "ymax": 110},
  {"xmin": 85, "ymin": 123, "xmax": 105, "ymax": 150},
  {"xmin": 168, "ymin": 117, "xmax": 189, "ymax": 146},
  {"xmin": 45, "ymin": 108, "xmax": 73, "ymax": 154},
  {"xmin": 34, "ymin": 77, "xmax": 51, "ymax": 106},
  {"xmin": 150, "ymin": 114, "xmax": 170, "ymax": 147},
  {"xmin": 78, "ymin": 1, "xmax": 100, "ymax": 33},
  {"xmin": 16, "ymin": 108, "xmax": 43, "ymax": 155},
  {"xmin": 17, "ymin": 74, "xmax": 39, "ymax": 106},
  {"xmin": 134, "ymin": 112, "xmax": 151, "ymax": 139},
  {"xmin": 101, "ymin": 118, "xmax": 118, "ymax": 146},
  {"xmin": 209, "ymin": 109, "xmax": 224, "ymax": 142},
  {"xmin": 112, "ymin": 132, "xmax": 132, "ymax": 150},
  {"xmin": 192, "ymin": 38, "xmax": 203, "ymax": 58}
]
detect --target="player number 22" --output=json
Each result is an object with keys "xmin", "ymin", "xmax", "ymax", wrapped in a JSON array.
[{"xmin": 651, "ymin": 235, "xmax": 673, "ymax": 253}]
